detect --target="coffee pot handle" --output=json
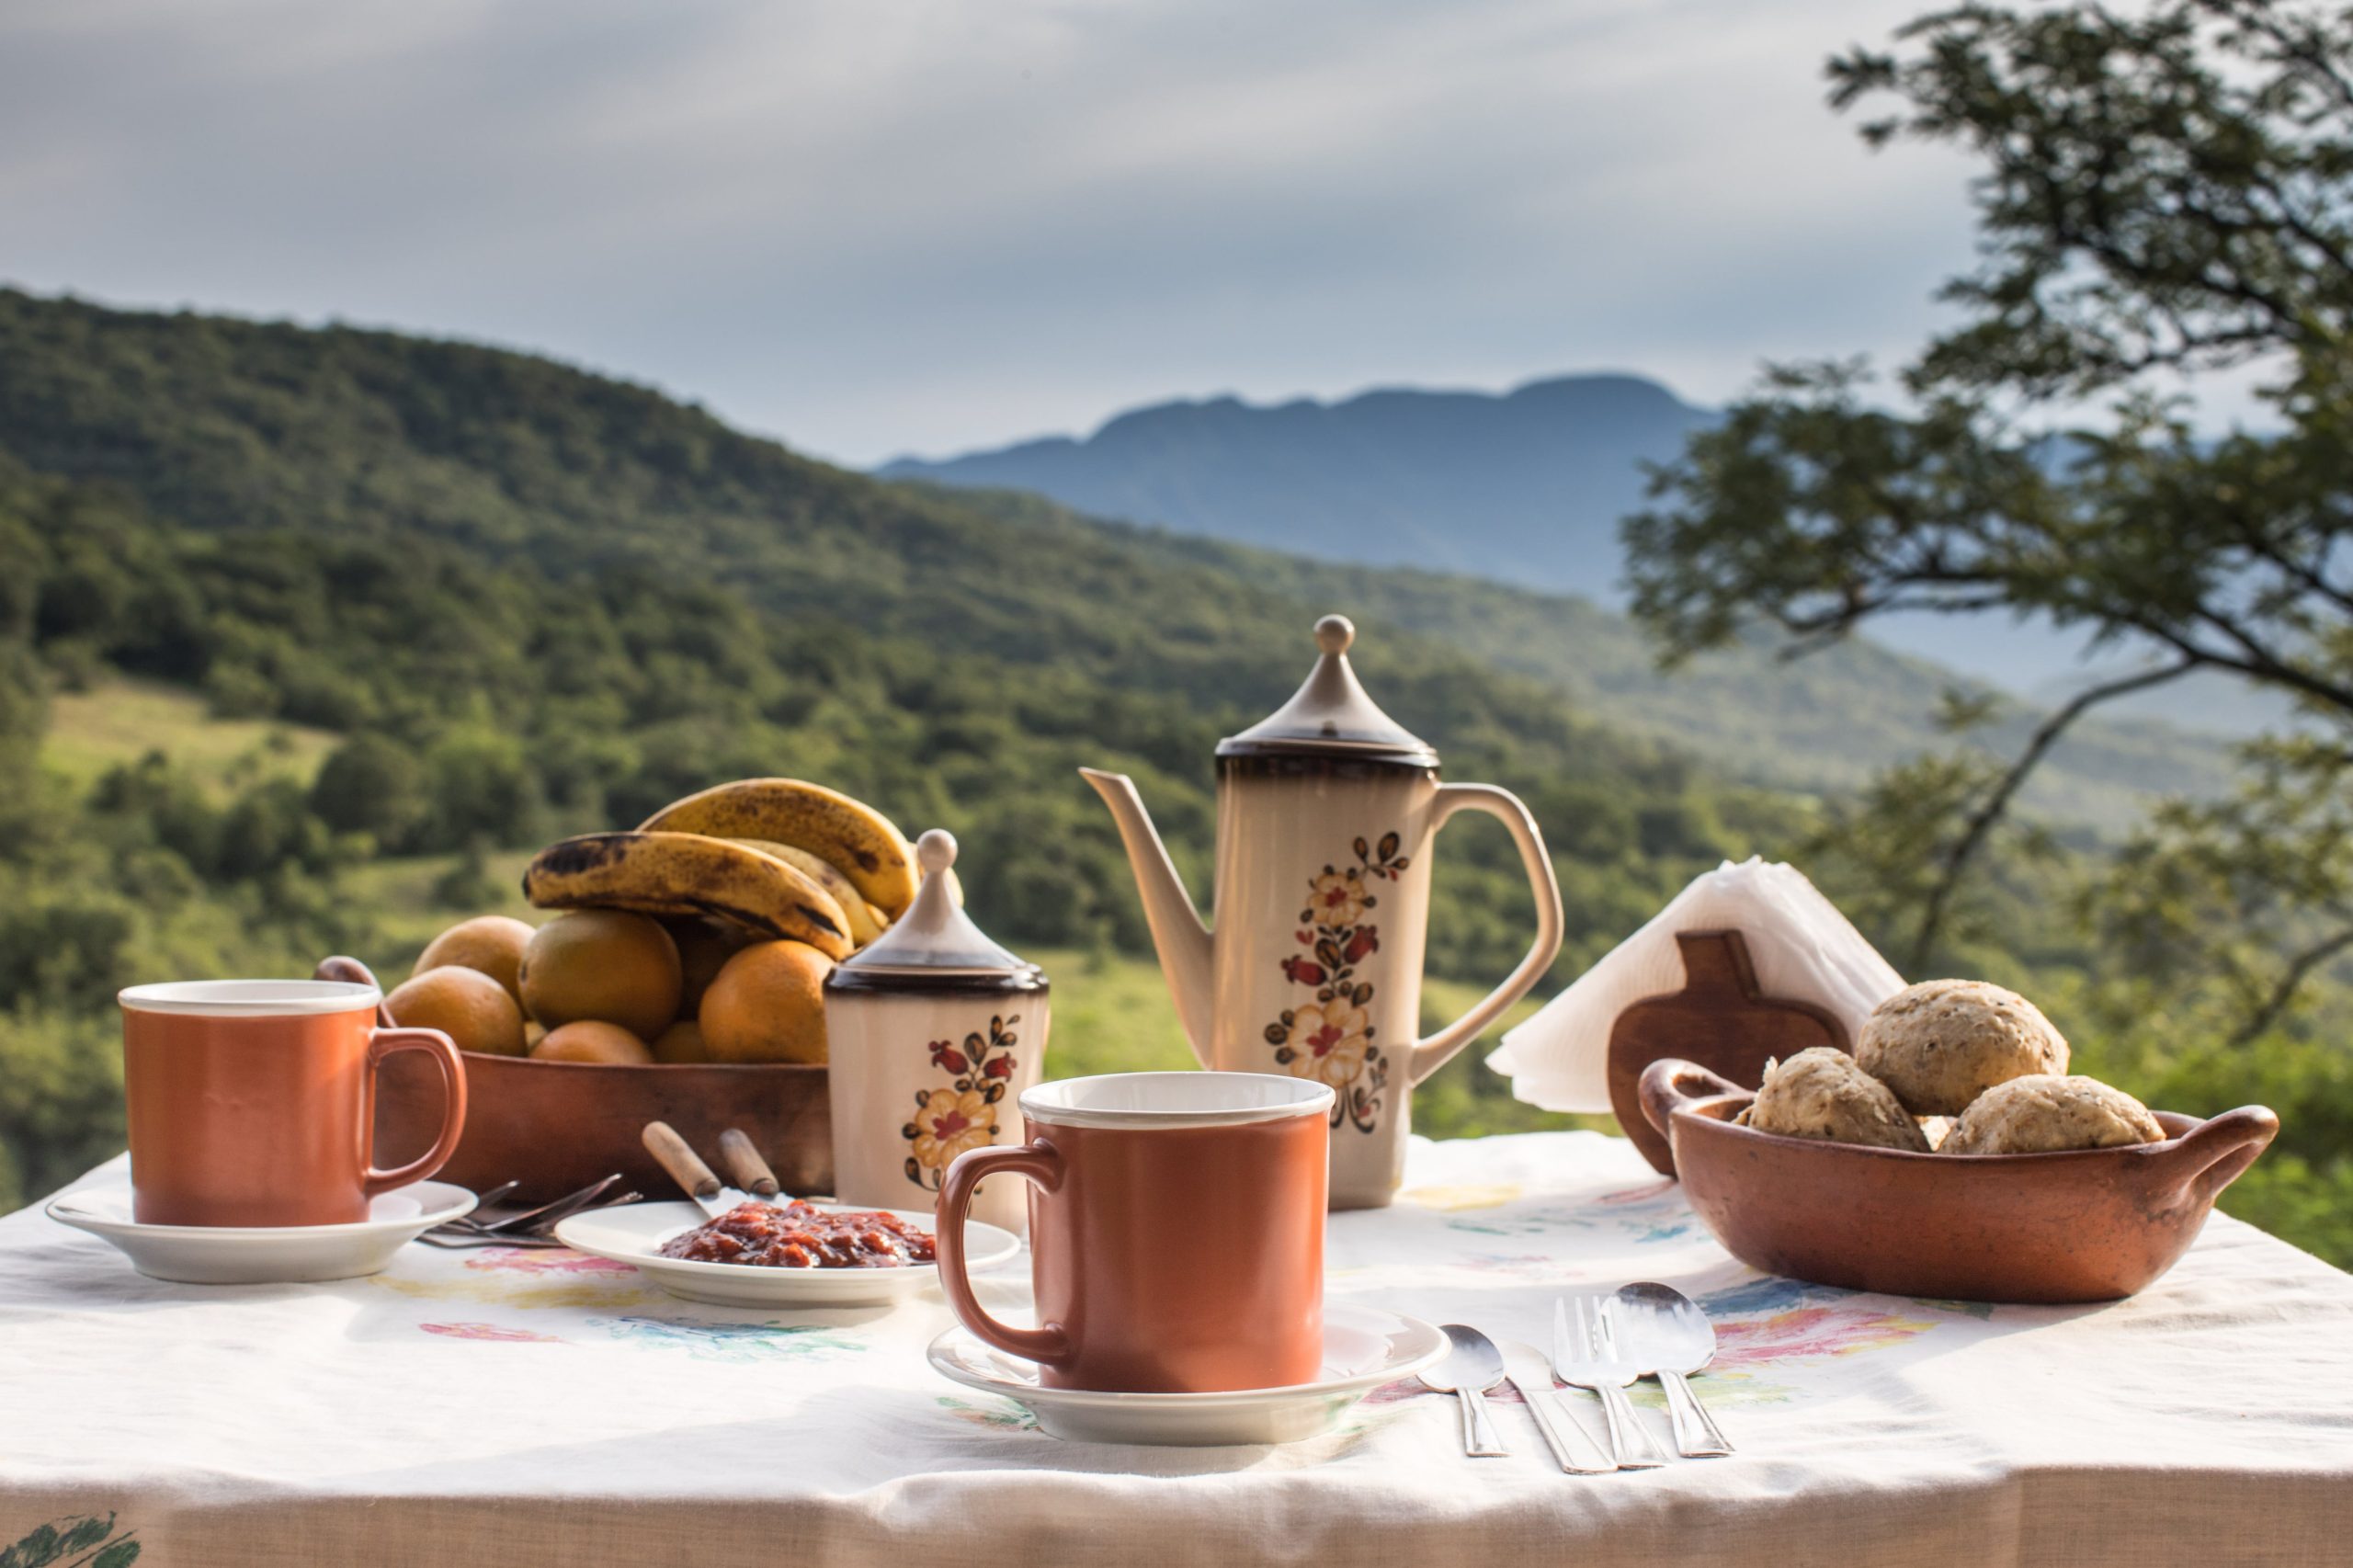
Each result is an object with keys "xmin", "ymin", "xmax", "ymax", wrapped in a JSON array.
[
  {"xmin": 937, "ymin": 1142, "xmax": 1072, "ymax": 1368},
  {"xmin": 1407, "ymin": 783, "xmax": 1563, "ymax": 1086}
]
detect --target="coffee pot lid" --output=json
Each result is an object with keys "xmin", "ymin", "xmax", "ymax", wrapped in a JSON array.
[
  {"xmin": 1215, "ymin": 614, "xmax": 1438, "ymax": 767},
  {"xmin": 830, "ymin": 829, "xmax": 1036, "ymax": 979}
]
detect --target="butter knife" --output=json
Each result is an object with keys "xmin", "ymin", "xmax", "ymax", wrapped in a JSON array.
[{"xmin": 1500, "ymin": 1337, "xmax": 1616, "ymax": 1473}]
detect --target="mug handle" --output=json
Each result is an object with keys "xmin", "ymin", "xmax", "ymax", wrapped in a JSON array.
[
  {"xmin": 1407, "ymin": 782, "xmax": 1565, "ymax": 1085},
  {"xmin": 363, "ymin": 1026, "xmax": 469, "ymax": 1196},
  {"xmin": 936, "ymin": 1142, "xmax": 1071, "ymax": 1368}
]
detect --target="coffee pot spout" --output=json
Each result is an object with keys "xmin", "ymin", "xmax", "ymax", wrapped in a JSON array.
[{"xmin": 1078, "ymin": 767, "xmax": 1216, "ymax": 1062}]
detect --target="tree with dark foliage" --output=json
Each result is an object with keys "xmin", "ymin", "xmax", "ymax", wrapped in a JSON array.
[{"xmin": 1629, "ymin": 1, "xmax": 2353, "ymax": 1035}]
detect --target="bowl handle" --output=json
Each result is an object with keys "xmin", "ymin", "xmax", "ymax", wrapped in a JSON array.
[
  {"xmin": 316, "ymin": 955, "xmax": 393, "ymax": 1028},
  {"xmin": 1639, "ymin": 1058, "xmax": 1750, "ymax": 1139},
  {"xmin": 2154, "ymin": 1105, "xmax": 2280, "ymax": 1208}
]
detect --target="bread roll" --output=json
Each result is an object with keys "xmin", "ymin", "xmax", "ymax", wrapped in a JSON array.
[
  {"xmin": 1941, "ymin": 1074, "xmax": 2165, "ymax": 1155},
  {"xmin": 1857, "ymin": 979, "xmax": 2068, "ymax": 1116},
  {"xmin": 1745, "ymin": 1047, "xmax": 1931, "ymax": 1153}
]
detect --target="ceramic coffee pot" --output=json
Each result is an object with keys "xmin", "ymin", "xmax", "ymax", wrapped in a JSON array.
[
  {"xmin": 821, "ymin": 829, "xmax": 1048, "ymax": 1235},
  {"xmin": 1084, "ymin": 614, "xmax": 1563, "ymax": 1210}
]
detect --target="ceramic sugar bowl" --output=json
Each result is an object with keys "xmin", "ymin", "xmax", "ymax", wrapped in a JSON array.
[{"xmin": 821, "ymin": 830, "xmax": 1048, "ymax": 1235}]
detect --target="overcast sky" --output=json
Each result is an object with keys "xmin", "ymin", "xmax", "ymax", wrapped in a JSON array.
[{"xmin": 0, "ymin": 0, "xmax": 1980, "ymax": 467}]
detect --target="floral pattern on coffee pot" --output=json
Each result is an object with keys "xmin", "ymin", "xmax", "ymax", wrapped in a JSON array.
[
  {"xmin": 1264, "ymin": 831, "xmax": 1411, "ymax": 1133},
  {"xmin": 822, "ymin": 830, "xmax": 1048, "ymax": 1235},
  {"xmin": 1084, "ymin": 613, "xmax": 1564, "ymax": 1210}
]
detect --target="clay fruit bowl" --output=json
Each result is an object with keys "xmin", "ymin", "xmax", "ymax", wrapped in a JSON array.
[
  {"xmin": 324, "ymin": 957, "xmax": 833, "ymax": 1205},
  {"xmin": 374, "ymin": 1050, "xmax": 832, "ymax": 1206},
  {"xmin": 1641, "ymin": 1058, "xmax": 2278, "ymax": 1304}
]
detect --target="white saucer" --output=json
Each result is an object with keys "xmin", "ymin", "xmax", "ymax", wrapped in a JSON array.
[
  {"xmin": 553, "ymin": 1199, "xmax": 1020, "ymax": 1309},
  {"xmin": 926, "ymin": 1303, "xmax": 1447, "ymax": 1446},
  {"xmin": 46, "ymin": 1181, "xmax": 477, "ymax": 1284}
]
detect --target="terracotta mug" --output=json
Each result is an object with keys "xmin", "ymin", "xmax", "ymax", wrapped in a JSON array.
[
  {"xmin": 119, "ymin": 980, "xmax": 468, "ymax": 1227},
  {"xmin": 935, "ymin": 1071, "xmax": 1333, "ymax": 1392}
]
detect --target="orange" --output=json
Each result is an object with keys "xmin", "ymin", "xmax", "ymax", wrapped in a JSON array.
[
  {"xmin": 665, "ymin": 915, "xmax": 758, "ymax": 1016},
  {"xmin": 518, "ymin": 910, "xmax": 681, "ymax": 1040},
  {"xmin": 384, "ymin": 966, "xmax": 528, "ymax": 1057},
  {"xmin": 652, "ymin": 1019, "xmax": 711, "ymax": 1064},
  {"xmin": 699, "ymin": 940, "xmax": 833, "ymax": 1063},
  {"xmin": 414, "ymin": 915, "xmax": 536, "ymax": 1006},
  {"xmin": 531, "ymin": 1020, "xmax": 653, "ymax": 1064}
]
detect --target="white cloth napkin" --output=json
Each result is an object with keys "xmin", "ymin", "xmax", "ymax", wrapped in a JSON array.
[{"xmin": 1485, "ymin": 857, "xmax": 1906, "ymax": 1113}]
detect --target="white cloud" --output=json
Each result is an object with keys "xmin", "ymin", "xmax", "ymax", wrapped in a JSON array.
[{"xmin": 0, "ymin": 0, "xmax": 1980, "ymax": 462}]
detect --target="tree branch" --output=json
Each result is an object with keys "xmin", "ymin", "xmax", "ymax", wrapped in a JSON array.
[
  {"xmin": 2228, "ymin": 922, "xmax": 2353, "ymax": 1045},
  {"xmin": 1906, "ymin": 656, "xmax": 2201, "ymax": 970},
  {"xmin": 1774, "ymin": 588, "xmax": 2016, "ymax": 645},
  {"xmin": 2208, "ymin": 0, "xmax": 2353, "ymax": 117},
  {"xmin": 2221, "ymin": 505, "xmax": 2353, "ymax": 619},
  {"xmin": 2104, "ymin": 602, "xmax": 2353, "ymax": 715}
]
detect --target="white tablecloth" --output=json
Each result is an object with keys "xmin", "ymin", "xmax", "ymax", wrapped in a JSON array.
[{"xmin": 8, "ymin": 1131, "xmax": 2351, "ymax": 1568}]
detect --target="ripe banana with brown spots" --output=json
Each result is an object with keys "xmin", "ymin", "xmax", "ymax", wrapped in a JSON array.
[
  {"xmin": 521, "ymin": 832, "xmax": 854, "ymax": 960},
  {"xmin": 640, "ymin": 779, "xmax": 917, "ymax": 917},
  {"xmin": 728, "ymin": 838, "xmax": 884, "ymax": 946}
]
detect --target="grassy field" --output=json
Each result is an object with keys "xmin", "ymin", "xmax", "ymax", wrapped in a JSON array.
[
  {"xmin": 343, "ymin": 851, "xmax": 540, "ymax": 959},
  {"xmin": 40, "ymin": 677, "xmax": 337, "ymax": 795}
]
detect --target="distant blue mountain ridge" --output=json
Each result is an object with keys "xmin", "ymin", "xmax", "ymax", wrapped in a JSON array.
[
  {"xmin": 880, "ymin": 373, "xmax": 2274, "ymax": 735},
  {"xmin": 881, "ymin": 372, "xmax": 1709, "ymax": 598}
]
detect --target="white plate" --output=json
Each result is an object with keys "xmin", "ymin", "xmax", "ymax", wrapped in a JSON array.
[
  {"xmin": 46, "ymin": 1181, "xmax": 477, "ymax": 1284},
  {"xmin": 926, "ymin": 1303, "xmax": 1447, "ymax": 1446},
  {"xmin": 553, "ymin": 1199, "xmax": 1018, "ymax": 1309}
]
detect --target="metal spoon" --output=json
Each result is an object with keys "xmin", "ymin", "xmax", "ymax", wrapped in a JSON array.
[
  {"xmin": 1611, "ymin": 1281, "xmax": 1733, "ymax": 1457},
  {"xmin": 1419, "ymin": 1324, "xmax": 1510, "ymax": 1457}
]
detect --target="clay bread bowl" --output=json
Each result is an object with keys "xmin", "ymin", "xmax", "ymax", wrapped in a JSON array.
[{"xmin": 1641, "ymin": 1058, "xmax": 2277, "ymax": 1304}]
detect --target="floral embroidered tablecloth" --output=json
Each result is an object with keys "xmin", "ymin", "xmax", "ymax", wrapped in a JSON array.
[{"xmin": 8, "ymin": 1131, "xmax": 2351, "ymax": 1568}]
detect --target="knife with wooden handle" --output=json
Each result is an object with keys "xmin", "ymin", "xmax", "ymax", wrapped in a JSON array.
[
  {"xmin": 641, "ymin": 1121, "xmax": 773, "ymax": 1220},
  {"xmin": 717, "ymin": 1128, "xmax": 795, "ymax": 1205}
]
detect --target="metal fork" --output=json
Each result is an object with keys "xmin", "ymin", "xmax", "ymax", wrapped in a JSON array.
[
  {"xmin": 1552, "ymin": 1296, "xmax": 1669, "ymax": 1470},
  {"xmin": 420, "ymin": 1176, "xmax": 638, "ymax": 1248},
  {"xmin": 415, "ymin": 1228, "xmax": 572, "ymax": 1250},
  {"xmin": 461, "ymin": 1175, "xmax": 630, "ymax": 1236}
]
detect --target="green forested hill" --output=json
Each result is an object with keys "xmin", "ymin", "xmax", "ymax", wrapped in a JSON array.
[{"xmin": 1, "ymin": 289, "xmax": 2216, "ymax": 826}]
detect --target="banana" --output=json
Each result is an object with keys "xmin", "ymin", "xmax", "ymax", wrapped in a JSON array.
[
  {"xmin": 521, "ymin": 833, "xmax": 854, "ymax": 960},
  {"xmin": 729, "ymin": 838, "xmax": 883, "ymax": 947},
  {"xmin": 640, "ymin": 779, "xmax": 918, "ymax": 916}
]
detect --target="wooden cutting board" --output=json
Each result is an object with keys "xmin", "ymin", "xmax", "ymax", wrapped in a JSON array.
[{"xmin": 1606, "ymin": 928, "xmax": 1848, "ymax": 1177}]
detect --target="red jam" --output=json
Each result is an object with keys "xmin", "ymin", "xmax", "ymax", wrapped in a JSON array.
[{"xmin": 656, "ymin": 1200, "xmax": 937, "ymax": 1269}]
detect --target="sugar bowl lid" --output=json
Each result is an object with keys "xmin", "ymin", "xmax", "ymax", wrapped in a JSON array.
[
  {"xmin": 1216, "ymin": 614, "xmax": 1438, "ymax": 767},
  {"xmin": 826, "ymin": 829, "xmax": 1041, "ymax": 988}
]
